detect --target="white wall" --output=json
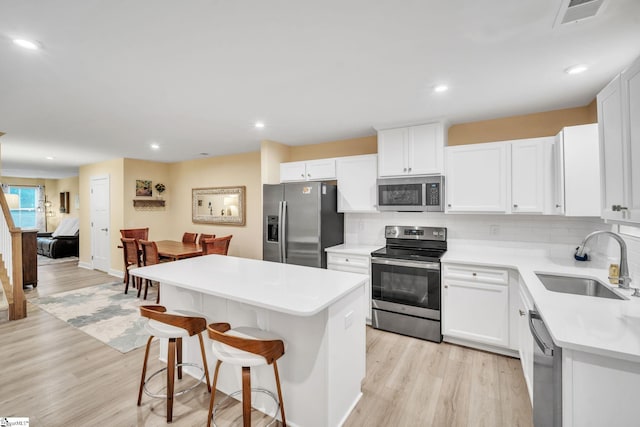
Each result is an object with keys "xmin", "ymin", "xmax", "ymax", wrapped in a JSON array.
[{"xmin": 345, "ymin": 212, "xmax": 640, "ymax": 285}]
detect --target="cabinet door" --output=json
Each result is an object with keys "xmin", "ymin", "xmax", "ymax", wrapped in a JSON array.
[
  {"xmin": 443, "ymin": 278, "xmax": 509, "ymax": 347},
  {"xmin": 336, "ymin": 154, "xmax": 378, "ymax": 212},
  {"xmin": 408, "ymin": 123, "xmax": 444, "ymax": 175},
  {"xmin": 445, "ymin": 142, "xmax": 509, "ymax": 212},
  {"xmin": 552, "ymin": 131, "xmax": 566, "ymax": 215},
  {"xmin": 598, "ymin": 75, "xmax": 626, "ymax": 221},
  {"xmin": 305, "ymin": 159, "xmax": 336, "ymax": 181},
  {"xmin": 622, "ymin": 57, "xmax": 640, "ymax": 222},
  {"xmin": 378, "ymin": 127, "xmax": 408, "ymax": 177},
  {"xmin": 563, "ymin": 124, "xmax": 601, "ymax": 217},
  {"xmin": 280, "ymin": 161, "xmax": 307, "ymax": 182},
  {"xmin": 511, "ymin": 138, "xmax": 550, "ymax": 214},
  {"xmin": 327, "ymin": 253, "xmax": 371, "ymax": 323}
]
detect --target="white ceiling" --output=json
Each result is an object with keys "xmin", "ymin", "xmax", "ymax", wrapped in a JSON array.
[{"xmin": 1, "ymin": 0, "xmax": 639, "ymax": 178}]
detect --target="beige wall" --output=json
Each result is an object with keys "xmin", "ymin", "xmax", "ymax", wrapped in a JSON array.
[
  {"xmin": 123, "ymin": 159, "xmax": 172, "ymax": 240},
  {"xmin": 448, "ymin": 103, "xmax": 597, "ymax": 146},
  {"xmin": 289, "ymin": 135, "xmax": 377, "ymax": 161},
  {"xmin": 79, "ymin": 158, "xmax": 124, "ymax": 273},
  {"xmin": 260, "ymin": 140, "xmax": 291, "ymax": 185},
  {"xmin": 169, "ymin": 151, "xmax": 262, "ymax": 260},
  {"xmin": 43, "ymin": 176, "xmax": 80, "ymax": 231}
]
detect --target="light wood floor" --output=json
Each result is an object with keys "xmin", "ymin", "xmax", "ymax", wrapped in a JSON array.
[{"xmin": 0, "ymin": 261, "xmax": 532, "ymax": 426}]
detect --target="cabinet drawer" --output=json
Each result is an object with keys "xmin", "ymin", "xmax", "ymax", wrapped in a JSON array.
[
  {"xmin": 327, "ymin": 253, "xmax": 369, "ymax": 272},
  {"xmin": 443, "ymin": 264, "xmax": 508, "ymax": 285}
]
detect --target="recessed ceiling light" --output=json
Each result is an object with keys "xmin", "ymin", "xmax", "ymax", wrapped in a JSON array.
[
  {"xmin": 13, "ymin": 39, "xmax": 40, "ymax": 50},
  {"xmin": 433, "ymin": 84, "xmax": 449, "ymax": 93},
  {"xmin": 150, "ymin": 143, "xmax": 160, "ymax": 150},
  {"xmin": 255, "ymin": 122, "xmax": 265, "ymax": 129},
  {"xmin": 45, "ymin": 156, "xmax": 54, "ymax": 160},
  {"xmin": 565, "ymin": 64, "xmax": 588, "ymax": 75}
]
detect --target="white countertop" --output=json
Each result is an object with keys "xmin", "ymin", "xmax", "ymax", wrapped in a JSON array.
[
  {"xmin": 443, "ymin": 240, "xmax": 640, "ymax": 363},
  {"xmin": 131, "ymin": 255, "xmax": 367, "ymax": 317},
  {"xmin": 325, "ymin": 244, "xmax": 382, "ymax": 256}
]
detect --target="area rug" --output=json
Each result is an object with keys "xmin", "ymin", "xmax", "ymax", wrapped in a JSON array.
[
  {"xmin": 37, "ymin": 255, "xmax": 79, "ymax": 266},
  {"xmin": 31, "ymin": 282, "xmax": 150, "ymax": 353}
]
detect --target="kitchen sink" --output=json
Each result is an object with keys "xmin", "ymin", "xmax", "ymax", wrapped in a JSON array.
[{"xmin": 535, "ymin": 273, "xmax": 625, "ymax": 300}]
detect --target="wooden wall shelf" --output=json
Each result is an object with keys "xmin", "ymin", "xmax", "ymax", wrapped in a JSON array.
[{"xmin": 133, "ymin": 199, "xmax": 165, "ymax": 208}]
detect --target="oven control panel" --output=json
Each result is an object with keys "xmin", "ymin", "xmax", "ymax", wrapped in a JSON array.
[{"xmin": 385, "ymin": 225, "xmax": 447, "ymax": 241}]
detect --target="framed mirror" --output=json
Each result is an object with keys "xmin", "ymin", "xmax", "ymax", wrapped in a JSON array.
[{"xmin": 192, "ymin": 186, "xmax": 246, "ymax": 225}]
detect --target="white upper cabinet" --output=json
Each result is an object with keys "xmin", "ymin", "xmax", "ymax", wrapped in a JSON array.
[
  {"xmin": 511, "ymin": 138, "xmax": 552, "ymax": 214},
  {"xmin": 336, "ymin": 154, "xmax": 378, "ymax": 212},
  {"xmin": 446, "ymin": 137, "xmax": 553, "ymax": 214},
  {"xmin": 377, "ymin": 122, "xmax": 445, "ymax": 177},
  {"xmin": 280, "ymin": 158, "xmax": 336, "ymax": 182},
  {"xmin": 598, "ymin": 55, "xmax": 640, "ymax": 223},
  {"xmin": 446, "ymin": 142, "xmax": 509, "ymax": 212},
  {"xmin": 553, "ymin": 124, "xmax": 601, "ymax": 216}
]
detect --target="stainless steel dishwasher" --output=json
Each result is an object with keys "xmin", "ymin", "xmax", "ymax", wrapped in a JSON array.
[{"xmin": 529, "ymin": 310, "xmax": 562, "ymax": 427}]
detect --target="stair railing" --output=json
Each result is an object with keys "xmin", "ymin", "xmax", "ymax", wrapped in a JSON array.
[{"xmin": 0, "ymin": 190, "xmax": 25, "ymax": 320}]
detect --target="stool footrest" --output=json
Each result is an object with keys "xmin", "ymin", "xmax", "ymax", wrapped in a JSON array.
[{"xmin": 143, "ymin": 362, "xmax": 206, "ymax": 399}]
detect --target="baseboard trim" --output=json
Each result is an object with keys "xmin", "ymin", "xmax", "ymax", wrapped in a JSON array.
[
  {"xmin": 78, "ymin": 261, "xmax": 93, "ymax": 270},
  {"xmin": 443, "ymin": 336, "xmax": 519, "ymax": 358}
]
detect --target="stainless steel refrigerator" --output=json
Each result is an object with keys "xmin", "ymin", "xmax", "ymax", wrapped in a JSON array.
[{"xmin": 263, "ymin": 182, "xmax": 344, "ymax": 268}]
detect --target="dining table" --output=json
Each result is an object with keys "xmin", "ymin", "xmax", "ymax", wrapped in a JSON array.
[{"xmin": 155, "ymin": 240, "xmax": 203, "ymax": 261}]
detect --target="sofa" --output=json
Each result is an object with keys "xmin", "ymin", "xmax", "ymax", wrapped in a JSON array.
[{"xmin": 37, "ymin": 217, "xmax": 80, "ymax": 258}]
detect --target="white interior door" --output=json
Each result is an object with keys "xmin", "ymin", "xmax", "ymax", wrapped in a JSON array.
[{"xmin": 90, "ymin": 175, "xmax": 110, "ymax": 272}]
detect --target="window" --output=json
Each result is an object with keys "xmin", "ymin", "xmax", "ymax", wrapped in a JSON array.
[{"xmin": 7, "ymin": 185, "xmax": 45, "ymax": 231}]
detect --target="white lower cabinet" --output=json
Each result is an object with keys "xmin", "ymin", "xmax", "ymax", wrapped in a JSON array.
[
  {"xmin": 442, "ymin": 263, "xmax": 510, "ymax": 348},
  {"xmin": 327, "ymin": 252, "xmax": 372, "ymax": 324},
  {"xmin": 517, "ymin": 277, "xmax": 534, "ymax": 403}
]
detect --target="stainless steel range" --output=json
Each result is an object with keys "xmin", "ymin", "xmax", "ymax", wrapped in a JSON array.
[{"xmin": 370, "ymin": 225, "xmax": 447, "ymax": 342}]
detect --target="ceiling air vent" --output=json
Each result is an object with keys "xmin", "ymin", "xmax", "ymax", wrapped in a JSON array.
[{"xmin": 553, "ymin": 0, "xmax": 606, "ymax": 27}]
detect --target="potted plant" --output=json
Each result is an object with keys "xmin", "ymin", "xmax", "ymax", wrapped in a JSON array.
[{"xmin": 154, "ymin": 183, "xmax": 166, "ymax": 199}]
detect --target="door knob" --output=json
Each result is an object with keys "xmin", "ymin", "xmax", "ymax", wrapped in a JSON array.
[
  {"xmin": 100, "ymin": 228, "xmax": 108, "ymax": 232},
  {"xmin": 519, "ymin": 309, "xmax": 526, "ymax": 316}
]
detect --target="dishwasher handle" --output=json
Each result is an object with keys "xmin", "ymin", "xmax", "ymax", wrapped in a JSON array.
[{"xmin": 529, "ymin": 310, "xmax": 554, "ymax": 356}]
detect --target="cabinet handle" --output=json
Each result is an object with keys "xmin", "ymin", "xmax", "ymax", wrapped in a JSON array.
[
  {"xmin": 345, "ymin": 258, "xmax": 349, "ymax": 262},
  {"xmin": 513, "ymin": 204, "xmax": 518, "ymax": 208},
  {"xmin": 307, "ymin": 173, "xmax": 311, "ymax": 177},
  {"xmin": 447, "ymin": 204, "xmax": 452, "ymax": 207},
  {"xmin": 444, "ymin": 285, "xmax": 448, "ymax": 288},
  {"xmin": 408, "ymin": 167, "xmax": 412, "ymax": 172},
  {"xmin": 556, "ymin": 204, "xmax": 562, "ymax": 208},
  {"xmin": 612, "ymin": 205, "xmax": 628, "ymax": 211},
  {"xmin": 300, "ymin": 174, "xmax": 305, "ymax": 178},
  {"xmin": 403, "ymin": 167, "xmax": 407, "ymax": 172},
  {"xmin": 472, "ymin": 272, "xmax": 477, "ymax": 276},
  {"xmin": 519, "ymin": 309, "xmax": 526, "ymax": 316}
]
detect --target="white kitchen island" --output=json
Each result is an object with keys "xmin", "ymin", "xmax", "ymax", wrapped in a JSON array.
[{"xmin": 131, "ymin": 254, "xmax": 367, "ymax": 427}]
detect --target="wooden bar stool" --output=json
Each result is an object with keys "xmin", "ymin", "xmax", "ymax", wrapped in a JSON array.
[
  {"xmin": 207, "ymin": 322, "xmax": 286, "ymax": 427},
  {"xmin": 138, "ymin": 305, "xmax": 212, "ymax": 423}
]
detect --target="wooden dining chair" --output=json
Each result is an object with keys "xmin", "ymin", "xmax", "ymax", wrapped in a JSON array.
[
  {"xmin": 197, "ymin": 233, "xmax": 215, "ymax": 245},
  {"xmin": 139, "ymin": 240, "xmax": 161, "ymax": 303},
  {"xmin": 201, "ymin": 235, "xmax": 232, "ymax": 255},
  {"xmin": 121, "ymin": 237, "xmax": 140, "ymax": 294},
  {"xmin": 182, "ymin": 232, "xmax": 198, "ymax": 244},
  {"xmin": 120, "ymin": 227, "xmax": 149, "ymax": 240}
]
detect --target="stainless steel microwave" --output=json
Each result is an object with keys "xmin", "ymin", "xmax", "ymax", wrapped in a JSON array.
[{"xmin": 377, "ymin": 176, "xmax": 445, "ymax": 212}]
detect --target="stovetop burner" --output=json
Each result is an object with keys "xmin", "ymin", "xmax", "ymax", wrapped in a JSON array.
[{"xmin": 370, "ymin": 246, "xmax": 445, "ymax": 262}]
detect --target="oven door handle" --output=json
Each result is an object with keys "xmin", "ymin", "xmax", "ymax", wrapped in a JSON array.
[{"xmin": 371, "ymin": 257, "xmax": 440, "ymax": 270}]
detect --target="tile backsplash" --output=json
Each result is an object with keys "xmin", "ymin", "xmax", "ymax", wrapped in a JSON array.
[{"xmin": 345, "ymin": 212, "xmax": 640, "ymax": 281}]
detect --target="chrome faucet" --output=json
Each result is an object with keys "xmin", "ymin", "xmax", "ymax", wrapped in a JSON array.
[{"xmin": 575, "ymin": 230, "xmax": 632, "ymax": 289}]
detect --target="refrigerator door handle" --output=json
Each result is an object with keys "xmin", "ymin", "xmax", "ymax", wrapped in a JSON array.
[{"xmin": 281, "ymin": 201, "xmax": 287, "ymax": 263}]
